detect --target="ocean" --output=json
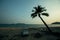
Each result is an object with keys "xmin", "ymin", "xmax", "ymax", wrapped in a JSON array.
[
  {"xmin": 0, "ymin": 24, "xmax": 60, "ymax": 32},
  {"xmin": 0, "ymin": 24, "xmax": 60, "ymax": 28}
]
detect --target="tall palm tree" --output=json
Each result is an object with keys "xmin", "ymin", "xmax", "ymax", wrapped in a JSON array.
[{"xmin": 31, "ymin": 5, "xmax": 52, "ymax": 32}]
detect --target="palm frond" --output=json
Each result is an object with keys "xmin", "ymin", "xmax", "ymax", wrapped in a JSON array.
[
  {"xmin": 42, "ymin": 13, "xmax": 49, "ymax": 17},
  {"xmin": 31, "ymin": 5, "xmax": 48, "ymax": 18},
  {"xmin": 33, "ymin": 7, "xmax": 38, "ymax": 11},
  {"xmin": 31, "ymin": 13, "xmax": 37, "ymax": 18},
  {"xmin": 32, "ymin": 10, "xmax": 35, "ymax": 12},
  {"xmin": 38, "ymin": 5, "xmax": 42, "ymax": 9}
]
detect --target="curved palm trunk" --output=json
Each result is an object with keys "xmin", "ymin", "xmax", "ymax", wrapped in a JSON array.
[{"xmin": 38, "ymin": 14, "xmax": 52, "ymax": 32}]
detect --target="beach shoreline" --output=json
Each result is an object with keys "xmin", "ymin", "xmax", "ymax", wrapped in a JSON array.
[{"xmin": 0, "ymin": 27, "xmax": 60, "ymax": 40}]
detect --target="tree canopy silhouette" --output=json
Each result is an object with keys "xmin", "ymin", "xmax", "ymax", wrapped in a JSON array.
[{"xmin": 31, "ymin": 5, "xmax": 52, "ymax": 32}]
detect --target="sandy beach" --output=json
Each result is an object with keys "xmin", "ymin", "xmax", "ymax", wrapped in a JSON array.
[{"xmin": 0, "ymin": 27, "xmax": 60, "ymax": 40}]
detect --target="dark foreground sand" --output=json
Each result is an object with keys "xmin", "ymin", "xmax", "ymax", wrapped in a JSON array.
[{"xmin": 0, "ymin": 27, "xmax": 60, "ymax": 40}]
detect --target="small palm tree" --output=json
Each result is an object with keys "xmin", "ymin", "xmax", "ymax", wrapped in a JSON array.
[{"xmin": 31, "ymin": 5, "xmax": 52, "ymax": 32}]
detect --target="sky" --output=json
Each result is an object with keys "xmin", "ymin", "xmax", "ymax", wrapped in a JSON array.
[{"xmin": 0, "ymin": 0, "xmax": 60, "ymax": 24}]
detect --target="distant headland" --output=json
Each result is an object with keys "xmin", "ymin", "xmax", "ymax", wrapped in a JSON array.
[{"xmin": 52, "ymin": 22, "xmax": 60, "ymax": 24}]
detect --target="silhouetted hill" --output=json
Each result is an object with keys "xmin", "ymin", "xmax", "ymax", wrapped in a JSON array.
[
  {"xmin": 0, "ymin": 23, "xmax": 26, "ymax": 27},
  {"xmin": 52, "ymin": 22, "xmax": 60, "ymax": 24}
]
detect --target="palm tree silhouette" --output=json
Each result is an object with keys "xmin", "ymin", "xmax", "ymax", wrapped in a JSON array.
[{"xmin": 31, "ymin": 5, "xmax": 52, "ymax": 32}]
